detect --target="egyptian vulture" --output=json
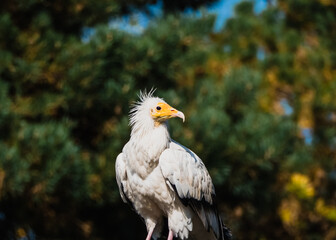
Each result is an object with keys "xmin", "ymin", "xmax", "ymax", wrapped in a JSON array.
[{"xmin": 115, "ymin": 91, "xmax": 231, "ymax": 240}]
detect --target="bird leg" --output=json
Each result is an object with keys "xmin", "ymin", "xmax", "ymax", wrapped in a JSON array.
[
  {"xmin": 167, "ymin": 230, "xmax": 174, "ymax": 240},
  {"xmin": 145, "ymin": 228, "xmax": 154, "ymax": 240}
]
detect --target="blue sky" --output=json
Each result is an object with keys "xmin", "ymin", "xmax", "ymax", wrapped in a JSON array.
[
  {"xmin": 83, "ymin": 0, "xmax": 270, "ymax": 39},
  {"xmin": 209, "ymin": 0, "xmax": 268, "ymax": 31},
  {"xmin": 83, "ymin": 0, "xmax": 269, "ymax": 41}
]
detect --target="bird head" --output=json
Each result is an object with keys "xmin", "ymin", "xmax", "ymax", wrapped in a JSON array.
[
  {"xmin": 150, "ymin": 101, "xmax": 185, "ymax": 123},
  {"xmin": 130, "ymin": 90, "xmax": 185, "ymax": 131}
]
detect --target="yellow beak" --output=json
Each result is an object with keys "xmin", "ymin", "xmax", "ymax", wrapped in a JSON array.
[{"xmin": 151, "ymin": 102, "xmax": 185, "ymax": 122}]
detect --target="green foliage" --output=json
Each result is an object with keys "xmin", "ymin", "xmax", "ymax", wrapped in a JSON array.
[{"xmin": 0, "ymin": 0, "xmax": 336, "ymax": 239}]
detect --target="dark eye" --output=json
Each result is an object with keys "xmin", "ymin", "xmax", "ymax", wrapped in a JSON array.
[{"xmin": 156, "ymin": 106, "xmax": 161, "ymax": 111}]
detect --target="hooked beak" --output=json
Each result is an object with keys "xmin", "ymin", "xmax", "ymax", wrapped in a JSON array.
[
  {"xmin": 151, "ymin": 102, "xmax": 185, "ymax": 122},
  {"xmin": 173, "ymin": 111, "xmax": 185, "ymax": 122}
]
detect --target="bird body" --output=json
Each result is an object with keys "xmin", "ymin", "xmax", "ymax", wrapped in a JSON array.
[{"xmin": 115, "ymin": 92, "xmax": 231, "ymax": 240}]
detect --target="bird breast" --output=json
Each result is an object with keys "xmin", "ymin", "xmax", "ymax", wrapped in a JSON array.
[{"xmin": 126, "ymin": 124, "xmax": 170, "ymax": 179}]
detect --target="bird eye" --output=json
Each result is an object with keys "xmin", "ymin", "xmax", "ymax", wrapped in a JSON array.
[{"xmin": 156, "ymin": 106, "xmax": 161, "ymax": 111}]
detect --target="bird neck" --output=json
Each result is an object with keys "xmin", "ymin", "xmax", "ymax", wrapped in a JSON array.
[
  {"xmin": 130, "ymin": 121, "xmax": 170, "ymax": 160},
  {"xmin": 131, "ymin": 120, "xmax": 170, "ymax": 140}
]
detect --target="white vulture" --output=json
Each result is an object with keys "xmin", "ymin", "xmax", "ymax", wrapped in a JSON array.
[{"xmin": 115, "ymin": 91, "xmax": 231, "ymax": 240}]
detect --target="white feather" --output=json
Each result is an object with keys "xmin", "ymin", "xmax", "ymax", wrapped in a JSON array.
[{"xmin": 115, "ymin": 92, "xmax": 230, "ymax": 240}]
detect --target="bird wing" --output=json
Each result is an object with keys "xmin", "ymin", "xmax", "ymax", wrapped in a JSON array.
[
  {"xmin": 159, "ymin": 140, "xmax": 226, "ymax": 239},
  {"xmin": 115, "ymin": 153, "xmax": 133, "ymax": 207}
]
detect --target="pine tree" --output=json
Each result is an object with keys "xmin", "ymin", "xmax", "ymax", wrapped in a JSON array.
[{"xmin": 0, "ymin": 0, "xmax": 335, "ymax": 239}]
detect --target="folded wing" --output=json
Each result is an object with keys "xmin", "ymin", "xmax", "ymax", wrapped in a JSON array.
[
  {"xmin": 159, "ymin": 140, "xmax": 228, "ymax": 239},
  {"xmin": 115, "ymin": 153, "xmax": 134, "ymax": 207}
]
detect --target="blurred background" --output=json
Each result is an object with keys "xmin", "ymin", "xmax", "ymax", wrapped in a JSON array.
[{"xmin": 0, "ymin": 0, "xmax": 336, "ymax": 239}]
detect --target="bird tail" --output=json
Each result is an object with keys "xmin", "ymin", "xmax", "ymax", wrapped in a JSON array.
[
  {"xmin": 221, "ymin": 221, "xmax": 232, "ymax": 240},
  {"xmin": 188, "ymin": 213, "xmax": 232, "ymax": 240}
]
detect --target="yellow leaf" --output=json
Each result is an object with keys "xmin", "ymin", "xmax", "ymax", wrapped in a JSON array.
[
  {"xmin": 16, "ymin": 228, "xmax": 26, "ymax": 238},
  {"xmin": 286, "ymin": 173, "xmax": 315, "ymax": 199}
]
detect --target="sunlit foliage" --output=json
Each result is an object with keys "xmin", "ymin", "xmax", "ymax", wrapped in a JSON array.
[{"xmin": 0, "ymin": 0, "xmax": 335, "ymax": 239}]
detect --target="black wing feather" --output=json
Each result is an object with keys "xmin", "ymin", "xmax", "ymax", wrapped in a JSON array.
[{"xmin": 160, "ymin": 141, "xmax": 232, "ymax": 240}]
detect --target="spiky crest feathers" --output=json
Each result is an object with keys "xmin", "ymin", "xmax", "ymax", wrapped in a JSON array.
[{"xmin": 129, "ymin": 89, "xmax": 166, "ymax": 135}]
